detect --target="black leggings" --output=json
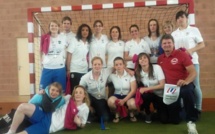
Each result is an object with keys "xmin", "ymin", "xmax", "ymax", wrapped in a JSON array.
[
  {"xmin": 69, "ymin": 72, "xmax": 85, "ymax": 93},
  {"xmin": 89, "ymin": 94, "xmax": 111, "ymax": 122}
]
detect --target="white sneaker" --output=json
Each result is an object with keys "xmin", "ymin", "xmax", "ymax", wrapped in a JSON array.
[{"xmin": 187, "ymin": 121, "xmax": 198, "ymax": 134}]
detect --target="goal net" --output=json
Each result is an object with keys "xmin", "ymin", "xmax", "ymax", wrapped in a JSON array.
[{"xmin": 28, "ymin": 0, "xmax": 194, "ymax": 95}]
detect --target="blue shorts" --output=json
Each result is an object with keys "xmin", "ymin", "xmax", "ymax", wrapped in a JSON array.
[
  {"xmin": 113, "ymin": 94, "xmax": 135, "ymax": 99},
  {"xmin": 113, "ymin": 94, "xmax": 127, "ymax": 99},
  {"xmin": 25, "ymin": 106, "xmax": 52, "ymax": 134},
  {"xmin": 40, "ymin": 67, "xmax": 66, "ymax": 92}
]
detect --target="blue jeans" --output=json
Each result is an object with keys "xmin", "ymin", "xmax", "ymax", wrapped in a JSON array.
[{"xmin": 193, "ymin": 64, "xmax": 202, "ymax": 111}]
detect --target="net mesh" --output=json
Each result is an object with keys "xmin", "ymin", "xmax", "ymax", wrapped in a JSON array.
[{"xmin": 33, "ymin": 4, "xmax": 188, "ymax": 90}]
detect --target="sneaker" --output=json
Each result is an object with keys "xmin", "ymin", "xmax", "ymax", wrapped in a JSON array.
[
  {"xmin": 0, "ymin": 114, "xmax": 12, "ymax": 129},
  {"xmin": 187, "ymin": 121, "xmax": 198, "ymax": 134},
  {"xmin": 145, "ymin": 114, "xmax": 152, "ymax": 123}
]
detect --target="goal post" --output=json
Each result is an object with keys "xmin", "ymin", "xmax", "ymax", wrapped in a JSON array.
[{"xmin": 27, "ymin": 0, "xmax": 195, "ymax": 96}]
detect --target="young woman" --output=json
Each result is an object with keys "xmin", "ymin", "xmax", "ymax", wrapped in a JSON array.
[
  {"xmin": 135, "ymin": 53, "xmax": 166, "ymax": 123},
  {"xmin": 49, "ymin": 85, "xmax": 90, "ymax": 133},
  {"xmin": 89, "ymin": 20, "xmax": 109, "ymax": 69},
  {"xmin": 79, "ymin": 57, "xmax": 112, "ymax": 122},
  {"xmin": 124, "ymin": 24, "xmax": 151, "ymax": 70},
  {"xmin": 162, "ymin": 20, "xmax": 174, "ymax": 35},
  {"xmin": 158, "ymin": 20, "xmax": 174, "ymax": 55},
  {"xmin": 40, "ymin": 20, "xmax": 67, "ymax": 92},
  {"xmin": 106, "ymin": 26, "xmax": 125, "ymax": 68},
  {"xmin": 143, "ymin": 19, "xmax": 161, "ymax": 63},
  {"xmin": 107, "ymin": 57, "xmax": 137, "ymax": 123},
  {"xmin": 172, "ymin": 11, "xmax": 205, "ymax": 112},
  {"xmin": 106, "ymin": 26, "xmax": 125, "ymax": 97},
  {"xmin": 5, "ymin": 82, "xmax": 65, "ymax": 134},
  {"xmin": 66, "ymin": 24, "xmax": 92, "ymax": 93}
]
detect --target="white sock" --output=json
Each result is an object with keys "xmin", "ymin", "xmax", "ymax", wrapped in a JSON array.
[{"xmin": 5, "ymin": 130, "xmax": 15, "ymax": 134}]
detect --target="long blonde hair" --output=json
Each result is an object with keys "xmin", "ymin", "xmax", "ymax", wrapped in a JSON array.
[{"xmin": 71, "ymin": 85, "xmax": 90, "ymax": 107}]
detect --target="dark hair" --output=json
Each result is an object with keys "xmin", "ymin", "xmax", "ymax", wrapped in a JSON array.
[
  {"xmin": 76, "ymin": 24, "xmax": 92, "ymax": 43},
  {"xmin": 61, "ymin": 16, "xmax": 72, "ymax": 24},
  {"xmin": 135, "ymin": 53, "xmax": 154, "ymax": 84},
  {"xmin": 176, "ymin": 10, "xmax": 188, "ymax": 20},
  {"xmin": 129, "ymin": 24, "xmax": 139, "ymax": 33},
  {"xmin": 160, "ymin": 34, "xmax": 175, "ymax": 44},
  {"xmin": 109, "ymin": 26, "xmax": 122, "ymax": 40},
  {"xmin": 148, "ymin": 19, "xmax": 160, "ymax": 37},
  {"xmin": 93, "ymin": 20, "xmax": 103, "ymax": 27},
  {"xmin": 48, "ymin": 20, "xmax": 60, "ymax": 34},
  {"xmin": 113, "ymin": 57, "xmax": 125, "ymax": 65}
]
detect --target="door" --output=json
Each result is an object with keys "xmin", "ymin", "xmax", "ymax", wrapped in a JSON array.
[{"xmin": 17, "ymin": 38, "xmax": 30, "ymax": 95}]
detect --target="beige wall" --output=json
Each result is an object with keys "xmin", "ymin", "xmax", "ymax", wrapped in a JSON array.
[{"xmin": 0, "ymin": 0, "xmax": 214, "ymax": 97}]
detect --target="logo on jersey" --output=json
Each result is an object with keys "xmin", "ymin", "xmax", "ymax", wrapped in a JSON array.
[{"xmin": 171, "ymin": 58, "xmax": 178, "ymax": 65}]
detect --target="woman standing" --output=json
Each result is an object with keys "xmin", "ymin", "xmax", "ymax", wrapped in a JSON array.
[
  {"xmin": 89, "ymin": 20, "xmax": 109, "ymax": 69},
  {"xmin": 66, "ymin": 24, "xmax": 92, "ymax": 93},
  {"xmin": 124, "ymin": 24, "xmax": 151, "ymax": 70},
  {"xmin": 172, "ymin": 11, "xmax": 205, "ymax": 112},
  {"xmin": 158, "ymin": 20, "xmax": 174, "ymax": 55},
  {"xmin": 106, "ymin": 26, "xmax": 125, "ymax": 68},
  {"xmin": 107, "ymin": 57, "xmax": 137, "ymax": 123},
  {"xmin": 143, "ymin": 19, "xmax": 161, "ymax": 63},
  {"xmin": 40, "ymin": 20, "xmax": 67, "ymax": 92}
]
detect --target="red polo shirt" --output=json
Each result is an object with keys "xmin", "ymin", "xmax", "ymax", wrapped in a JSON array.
[{"xmin": 158, "ymin": 50, "xmax": 193, "ymax": 85}]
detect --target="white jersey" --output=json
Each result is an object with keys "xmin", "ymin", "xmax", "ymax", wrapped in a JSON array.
[
  {"xmin": 143, "ymin": 36, "xmax": 161, "ymax": 63},
  {"xmin": 89, "ymin": 34, "xmax": 109, "ymax": 68},
  {"xmin": 63, "ymin": 31, "xmax": 76, "ymax": 47},
  {"xmin": 49, "ymin": 95, "xmax": 89, "ymax": 133},
  {"xmin": 106, "ymin": 40, "xmax": 125, "ymax": 67},
  {"xmin": 67, "ymin": 38, "xmax": 89, "ymax": 73},
  {"xmin": 79, "ymin": 68, "xmax": 112, "ymax": 99},
  {"xmin": 42, "ymin": 34, "xmax": 67, "ymax": 69},
  {"xmin": 140, "ymin": 64, "xmax": 165, "ymax": 97},
  {"xmin": 108, "ymin": 70, "xmax": 135, "ymax": 95},
  {"xmin": 172, "ymin": 26, "xmax": 204, "ymax": 64},
  {"xmin": 124, "ymin": 39, "xmax": 151, "ymax": 69}
]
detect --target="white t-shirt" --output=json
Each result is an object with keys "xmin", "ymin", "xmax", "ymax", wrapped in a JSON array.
[
  {"xmin": 67, "ymin": 38, "xmax": 90, "ymax": 73},
  {"xmin": 108, "ymin": 70, "xmax": 135, "ymax": 95},
  {"xmin": 124, "ymin": 39, "xmax": 151, "ymax": 69},
  {"xmin": 89, "ymin": 34, "xmax": 109, "ymax": 68},
  {"xmin": 143, "ymin": 36, "xmax": 161, "ymax": 63},
  {"xmin": 42, "ymin": 34, "xmax": 67, "ymax": 69},
  {"xmin": 49, "ymin": 95, "xmax": 89, "ymax": 133},
  {"xmin": 140, "ymin": 64, "xmax": 165, "ymax": 97},
  {"xmin": 79, "ymin": 68, "xmax": 112, "ymax": 99},
  {"xmin": 172, "ymin": 26, "xmax": 204, "ymax": 64},
  {"xmin": 63, "ymin": 31, "xmax": 76, "ymax": 47},
  {"xmin": 106, "ymin": 40, "xmax": 125, "ymax": 67}
]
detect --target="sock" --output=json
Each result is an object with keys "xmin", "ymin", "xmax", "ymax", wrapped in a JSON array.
[{"xmin": 5, "ymin": 130, "xmax": 16, "ymax": 134}]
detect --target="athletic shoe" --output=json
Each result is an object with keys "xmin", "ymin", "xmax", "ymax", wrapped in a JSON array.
[
  {"xmin": 187, "ymin": 121, "xmax": 198, "ymax": 134},
  {"xmin": 145, "ymin": 114, "xmax": 152, "ymax": 123},
  {"xmin": 0, "ymin": 114, "xmax": 12, "ymax": 129}
]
